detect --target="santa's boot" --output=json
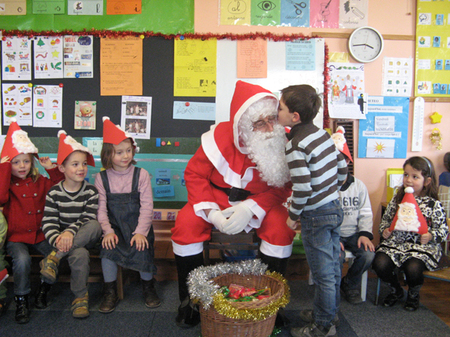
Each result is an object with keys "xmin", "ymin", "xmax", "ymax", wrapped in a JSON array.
[
  {"xmin": 260, "ymin": 252, "xmax": 290, "ymax": 328},
  {"xmin": 174, "ymin": 253, "xmax": 204, "ymax": 328}
]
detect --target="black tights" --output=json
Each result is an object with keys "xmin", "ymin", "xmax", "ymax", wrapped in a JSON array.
[{"xmin": 372, "ymin": 252, "xmax": 426, "ymax": 288}]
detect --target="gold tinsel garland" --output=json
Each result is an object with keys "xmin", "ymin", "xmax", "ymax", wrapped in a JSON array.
[{"xmin": 211, "ymin": 271, "xmax": 290, "ymax": 321}]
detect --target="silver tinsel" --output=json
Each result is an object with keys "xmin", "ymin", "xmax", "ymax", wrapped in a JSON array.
[{"xmin": 187, "ymin": 259, "xmax": 268, "ymax": 309}]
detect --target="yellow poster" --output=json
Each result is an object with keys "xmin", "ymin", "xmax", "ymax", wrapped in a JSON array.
[
  {"xmin": 174, "ymin": 38, "xmax": 216, "ymax": 97},
  {"xmin": 415, "ymin": 1, "xmax": 450, "ymax": 97},
  {"xmin": 220, "ymin": 0, "xmax": 251, "ymax": 26},
  {"xmin": 0, "ymin": 0, "xmax": 26, "ymax": 15},
  {"xmin": 100, "ymin": 37, "xmax": 143, "ymax": 96}
]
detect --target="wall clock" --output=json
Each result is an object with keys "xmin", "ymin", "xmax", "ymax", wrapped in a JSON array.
[{"xmin": 348, "ymin": 26, "xmax": 384, "ymax": 63}]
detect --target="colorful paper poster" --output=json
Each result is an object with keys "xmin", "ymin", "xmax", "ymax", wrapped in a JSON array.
[
  {"xmin": 173, "ymin": 101, "xmax": 216, "ymax": 121},
  {"xmin": 280, "ymin": 0, "xmax": 309, "ymax": 27},
  {"xmin": 2, "ymin": 37, "xmax": 32, "ymax": 81},
  {"xmin": 382, "ymin": 57, "xmax": 413, "ymax": 97},
  {"xmin": 68, "ymin": 0, "xmax": 103, "ymax": 15},
  {"xmin": 237, "ymin": 38, "xmax": 267, "ymax": 78},
  {"xmin": 106, "ymin": 0, "xmax": 141, "ymax": 15},
  {"xmin": 338, "ymin": 0, "xmax": 368, "ymax": 29},
  {"xmin": 74, "ymin": 100, "xmax": 96, "ymax": 130},
  {"xmin": 100, "ymin": 37, "xmax": 143, "ymax": 96},
  {"xmin": 121, "ymin": 95, "xmax": 152, "ymax": 139},
  {"xmin": 328, "ymin": 62, "xmax": 365, "ymax": 119},
  {"xmin": 33, "ymin": 0, "xmax": 65, "ymax": 14},
  {"xmin": 34, "ymin": 36, "xmax": 64, "ymax": 79},
  {"xmin": 2, "ymin": 83, "xmax": 32, "ymax": 126},
  {"xmin": 63, "ymin": 35, "xmax": 94, "ymax": 78},
  {"xmin": 286, "ymin": 39, "xmax": 316, "ymax": 71},
  {"xmin": 33, "ymin": 85, "xmax": 63, "ymax": 128},
  {"xmin": 220, "ymin": 0, "xmax": 251, "ymax": 25},
  {"xmin": 310, "ymin": 0, "xmax": 339, "ymax": 28},
  {"xmin": 251, "ymin": 0, "xmax": 280, "ymax": 26},
  {"xmin": 358, "ymin": 96, "xmax": 409, "ymax": 159},
  {"xmin": 0, "ymin": 0, "xmax": 26, "ymax": 15},
  {"xmin": 415, "ymin": 1, "xmax": 450, "ymax": 97},
  {"xmin": 174, "ymin": 38, "xmax": 217, "ymax": 97}
]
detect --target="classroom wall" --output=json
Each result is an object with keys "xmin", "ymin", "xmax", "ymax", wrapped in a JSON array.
[{"xmin": 195, "ymin": 0, "xmax": 450, "ymax": 243}]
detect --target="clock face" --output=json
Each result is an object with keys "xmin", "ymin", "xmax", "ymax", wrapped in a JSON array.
[{"xmin": 348, "ymin": 27, "xmax": 384, "ymax": 63}]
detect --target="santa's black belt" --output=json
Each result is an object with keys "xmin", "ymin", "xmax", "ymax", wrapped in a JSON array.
[{"xmin": 211, "ymin": 182, "xmax": 252, "ymax": 202}]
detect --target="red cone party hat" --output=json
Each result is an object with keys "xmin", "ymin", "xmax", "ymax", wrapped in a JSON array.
[
  {"xmin": 57, "ymin": 130, "xmax": 95, "ymax": 166},
  {"xmin": 389, "ymin": 187, "xmax": 428, "ymax": 234},
  {"xmin": 1, "ymin": 118, "xmax": 38, "ymax": 160},
  {"xmin": 331, "ymin": 126, "xmax": 352, "ymax": 162},
  {"xmin": 102, "ymin": 116, "xmax": 138, "ymax": 149}
]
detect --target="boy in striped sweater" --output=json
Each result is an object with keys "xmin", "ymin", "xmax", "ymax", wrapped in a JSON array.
[
  {"xmin": 278, "ymin": 85, "xmax": 347, "ymax": 337},
  {"xmin": 41, "ymin": 131, "xmax": 102, "ymax": 319}
]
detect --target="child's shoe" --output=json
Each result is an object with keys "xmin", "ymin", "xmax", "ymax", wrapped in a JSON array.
[
  {"xmin": 404, "ymin": 285, "xmax": 421, "ymax": 311},
  {"xmin": 383, "ymin": 284, "xmax": 404, "ymax": 307},
  {"xmin": 291, "ymin": 322, "xmax": 337, "ymax": 337},
  {"xmin": 71, "ymin": 293, "xmax": 89, "ymax": 319},
  {"xmin": 99, "ymin": 281, "xmax": 119, "ymax": 313},
  {"xmin": 35, "ymin": 281, "xmax": 52, "ymax": 309},
  {"xmin": 39, "ymin": 251, "xmax": 60, "ymax": 283},
  {"xmin": 142, "ymin": 278, "xmax": 161, "ymax": 308},
  {"xmin": 175, "ymin": 296, "xmax": 200, "ymax": 328},
  {"xmin": 14, "ymin": 295, "xmax": 30, "ymax": 324},
  {"xmin": 299, "ymin": 309, "xmax": 340, "ymax": 327}
]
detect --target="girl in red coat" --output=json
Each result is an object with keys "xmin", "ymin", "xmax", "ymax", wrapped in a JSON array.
[{"xmin": 0, "ymin": 119, "xmax": 63, "ymax": 324}]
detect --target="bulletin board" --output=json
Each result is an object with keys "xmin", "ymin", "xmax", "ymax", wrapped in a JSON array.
[
  {"xmin": 414, "ymin": 1, "xmax": 450, "ymax": 98},
  {"xmin": 358, "ymin": 96, "xmax": 409, "ymax": 159}
]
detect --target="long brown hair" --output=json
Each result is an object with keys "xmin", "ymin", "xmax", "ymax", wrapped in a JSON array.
[
  {"xmin": 10, "ymin": 154, "xmax": 40, "ymax": 183},
  {"xmin": 100, "ymin": 139, "xmax": 136, "ymax": 170},
  {"xmin": 393, "ymin": 156, "xmax": 438, "ymax": 204}
]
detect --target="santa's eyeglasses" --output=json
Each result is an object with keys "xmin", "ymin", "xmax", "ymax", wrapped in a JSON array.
[{"xmin": 252, "ymin": 115, "xmax": 278, "ymax": 130}]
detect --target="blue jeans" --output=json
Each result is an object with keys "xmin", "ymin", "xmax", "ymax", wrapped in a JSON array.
[
  {"xmin": 340, "ymin": 233, "xmax": 375, "ymax": 290},
  {"xmin": 6, "ymin": 240, "xmax": 54, "ymax": 296},
  {"xmin": 300, "ymin": 199, "xmax": 343, "ymax": 329}
]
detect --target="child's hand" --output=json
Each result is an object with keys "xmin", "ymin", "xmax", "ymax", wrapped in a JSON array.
[
  {"xmin": 358, "ymin": 236, "xmax": 375, "ymax": 252},
  {"xmin": 286, "ymin": 218, "xmax": 299, "ymax": 230},
  {"xmin": 420, "ymin": 232, "xmax": 432, "ymax": 245},
  {"xmin": 55, "ymin": 231, "xmax": 74, "ymax": 252},
  {"xmin": 39, "ymin": 156, "xmax": 56, "ymax": 170},
  {"xmin": 1, "ymin": 156, "xmax": 10, "ymax": 164},
  {"xmin": 382, "ymin": 228, "xmax": 392, "ymax": 239},
  {"xmin": 102, "ymin": 233, "xmax": 119, "ymax": 250},
  {"xmin": 130, "ymin": 233, "xmax": 149, "ymax": 252}
]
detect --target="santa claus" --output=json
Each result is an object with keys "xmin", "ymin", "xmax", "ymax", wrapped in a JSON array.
[{"xmin": 171, "ymin": 81, "xmax": 295, "ymax": 328}]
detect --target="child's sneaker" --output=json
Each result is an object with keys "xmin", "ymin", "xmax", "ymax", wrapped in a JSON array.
[
  {"xmin": 39, "ymin": 251, "xmax": 60, "ymax": 283},
  {"xmin": 299, "ymin": 309, "xmax": 340, "ymax": 327},
  {"xmin": 291, "ymin": 322, "xmax": 337, "ymax": 337},
  {"xmin": 71, "ymin": 293, "xmax": 89, "ymax": 319}
]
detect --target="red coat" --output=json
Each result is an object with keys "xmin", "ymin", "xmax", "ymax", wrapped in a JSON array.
[{"xmin": 0, "ymin": 162, "xmax": 64, "ymax": 244}]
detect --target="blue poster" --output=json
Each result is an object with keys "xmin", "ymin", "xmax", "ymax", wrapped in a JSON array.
[{"xmin": 358, "ymin": 96, "xmax": 409, "ymax": 159}]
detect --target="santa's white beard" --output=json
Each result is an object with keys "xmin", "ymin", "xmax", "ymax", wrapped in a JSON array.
[{"xmin": 246, "ymin": 124, "xmax": 291, "ymax": 187}]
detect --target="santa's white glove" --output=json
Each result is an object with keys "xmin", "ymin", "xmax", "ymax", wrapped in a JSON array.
[
  {"xmin": 221, "ymin": 203, "xmax": 253, "ymax": 235},
  {"xmin": 207, "ymin": 209, "xmax": 228, "ymax": 232}
]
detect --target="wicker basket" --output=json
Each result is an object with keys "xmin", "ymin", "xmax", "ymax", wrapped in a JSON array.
[{"xmin": 199, "ymin": 273, "xmax": 285, "ymax": 337}]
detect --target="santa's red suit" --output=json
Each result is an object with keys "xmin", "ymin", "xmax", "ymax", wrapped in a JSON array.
[{"xmin": 171, "ymin": 81, "xmax": 295, "ymax": 259}]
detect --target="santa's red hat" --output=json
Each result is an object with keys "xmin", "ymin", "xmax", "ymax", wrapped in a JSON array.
[
  {"xmin": 57, "ymin": 130, "xmax": 95, "ymax": 166},
  {"xmin": 0, "ymin": 118, "xmax": 38, "ymax": 160},
  {"xmin": 102, "ymin": 116, "xmax": 138, "ymax": 150},
  {"xmin": 389, "ymin": 187, "xmax": 428, "ymax": 234},
  {"xmin": 331, "ymin": 126, "xmax": 353, "ymax": 162}
]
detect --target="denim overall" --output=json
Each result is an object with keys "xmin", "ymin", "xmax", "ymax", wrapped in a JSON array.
[{"xmin": 99, "ymin": 167, "xmax": 156, "ymax": 274}]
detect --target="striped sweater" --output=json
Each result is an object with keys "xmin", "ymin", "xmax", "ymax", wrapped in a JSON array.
[
  {"xmin": 42, "ymin": 181, "xmax": 98, "ymax": 247},
  {"xmin": 286, "ymin": 122, "xmax": 348, "ymax": 220}
]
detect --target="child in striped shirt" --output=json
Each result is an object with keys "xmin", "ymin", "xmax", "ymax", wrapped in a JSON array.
[{"xmin": 41, "ymin": 131, "xmax": 101, "ymax": 319}]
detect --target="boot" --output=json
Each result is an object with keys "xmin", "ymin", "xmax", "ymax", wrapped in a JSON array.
[
  {"xmin": 259, "ymin": 252, "xmax": 290, "ymax": 328},
  {"xmin": 259, "ymin": 252, "xmax": 289, "ymax": 275},
  {"xmin": 39, "ymin": 251, "xmax": 60, "ymax": 283},
  {"xmin": 142, "ymin": 278, "xmax": 161, "ymax": 308},
  {"xmin": 174, "ymin": 253, "xmax": 204, "ymax": 328},
  {"xmin": 71, "ymin": 293, "xmax": 89, "ymax": 319},
  {"xmin": 35, "ymin": 281, "xmax": 52, "ymax": 309},
  {"xmin": 383, "ymin": 283, "xmax": 404, "ymax": 307},
  {"xmin": 98, "ymin": 281, "xmax": 119, "ymax": 313},
  {"xmin": 14, "ymin": 295, "xmax": 30, "ymax": 324},
  {"xmin": 404, "ymin": 285, "xmax": 421, "ymax": 311}
]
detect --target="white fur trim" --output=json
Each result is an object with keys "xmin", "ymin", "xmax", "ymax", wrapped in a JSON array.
[
  {"xmin": 57, "ymin": 130, "xmax": 66, "ymax": 138},
  {"xmin": 10, "ymin": 117, "xmax": 17, "ymax": 123},
  {"xmin": 405, "ymin": 186, "xmax": 414, "ymax": 194},
  {"xmin": 260, "ymin": 240, "xmax": 293, "ymax": 258},
  {"xmin": 172, "ymin": 241, "xmax": 204, "ymax": 256},
  {"xmin": 103, "ymin": 116, "xmax": 110, "ymax": 122}
]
